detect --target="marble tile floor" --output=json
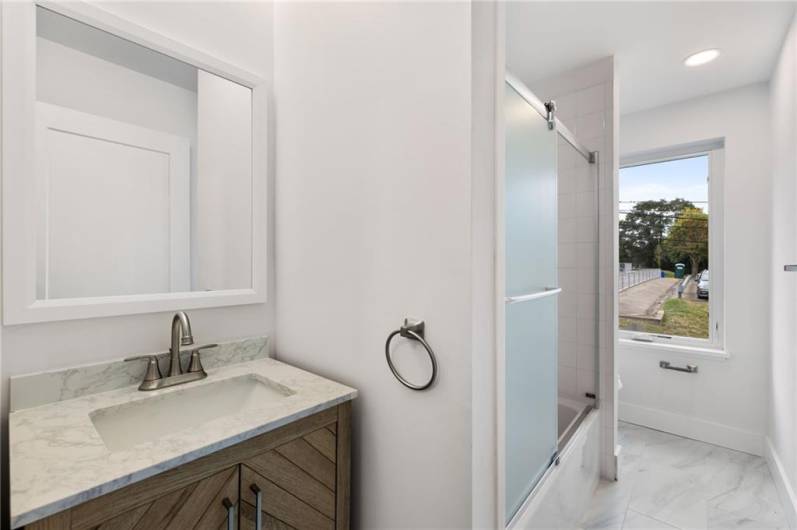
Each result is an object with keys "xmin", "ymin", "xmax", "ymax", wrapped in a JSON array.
[{"xmin": 580, "ymin": 422, "xmax": 789, "ymax": 530}]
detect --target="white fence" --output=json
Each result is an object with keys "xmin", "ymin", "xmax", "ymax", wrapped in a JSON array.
[{"xmin": 619, "ymin": 268, "xmax": 661, "ymax": 291}]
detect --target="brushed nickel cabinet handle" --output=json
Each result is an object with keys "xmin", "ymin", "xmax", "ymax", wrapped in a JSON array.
[
  {"xmin": 222, "ymin": 497, "xmax": 235, "ymax": 530},
  {"xmin": 250, "ymin": 484, "xmax": 262, "ymax": 530}
]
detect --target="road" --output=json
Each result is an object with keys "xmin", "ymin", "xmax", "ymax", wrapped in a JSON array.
[{"xmin": 619, "ymin": 277, "xmax": 679, "ymax": 319}]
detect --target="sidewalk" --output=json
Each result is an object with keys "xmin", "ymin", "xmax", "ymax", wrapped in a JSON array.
[{"xmin": 619, "ymin": 277, "xmax": 679, "ymax": 319}]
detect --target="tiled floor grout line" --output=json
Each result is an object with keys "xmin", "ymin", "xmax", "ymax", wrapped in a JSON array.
[{"xmin": 582, "ymin": 423, "xmax": 788, "ymax": 530}]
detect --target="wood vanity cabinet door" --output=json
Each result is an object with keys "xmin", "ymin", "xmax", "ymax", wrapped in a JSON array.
[
  {"xmin": 83, "ymin": 465, "xmax": 239, "ymax": 530},
  {"xmin": 240, "ymin": 424, "xmax": 340, "ymax": 530}
]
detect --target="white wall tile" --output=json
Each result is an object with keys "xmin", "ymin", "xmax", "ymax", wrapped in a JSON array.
[
  {"xmin": 559, "ymin": 365, "xmax": 579, "ymax": 398},
  {"xmin": 559, "ymin": 339, "xmax": 578, "ymax": 369},
  {"xmin": 560, "ymin": 243, "xmax": 577, "ymax": 269},
  {"xmin": 545, "ymin": 66, "xmax": 615, "ymax": 480},
  {"xmin": 577, "ymin": 292, "xmax": 597, "ymax": 320},
  {"xmin": 578, "ymin": 342, "xmax": 597, "ymax": 373},
  {"xmin": 576, "ymin": 190, "xmax": 598, "ymax": 216},
  {"xmin": 559, "ymin": 193, "xmax": 576, "ymax": 219},
  {"xmin": 578, "ymin": 318, "xmax": 597, "ymax": 347},
  {"xmin": 576, "ymin": 111, "xmax": 606, "ymax": 140},
  {"xmin": 559, "ymin": 217, "xmax": 578, "ymax": 243},
  {"xmin": 578, "ymin": 368, "xmax": 597, "ymax": 396},
  {"xmin": 576, "ymin": 216, "xmax": 598, "ymax": 243},
  {"xmin": 577, "ymin": 83, "xmax": 606, "ymax": 115}
]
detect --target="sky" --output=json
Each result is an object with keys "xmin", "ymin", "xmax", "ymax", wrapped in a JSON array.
[{"xmin": 619, "ymin": 155, "xmax": 709, "ymax": 216}]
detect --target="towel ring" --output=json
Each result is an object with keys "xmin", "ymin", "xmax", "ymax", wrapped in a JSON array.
[{"xmin": 385, "ymin": 319, "xmax": 438, "ymax": 391}]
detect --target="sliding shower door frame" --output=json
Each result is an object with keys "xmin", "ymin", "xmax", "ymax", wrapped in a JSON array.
[{"xmin": 497, "ymin": 71, "xmax": 600, "ymax": 530}]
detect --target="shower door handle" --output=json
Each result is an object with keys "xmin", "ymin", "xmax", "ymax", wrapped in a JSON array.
[{"xmin": 505, "ymin": 287, "xmax": 562, "ymax": 304}]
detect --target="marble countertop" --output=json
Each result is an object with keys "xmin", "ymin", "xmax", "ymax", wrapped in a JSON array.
[{"xmin": 10, "ymin": 357, "xmax": 357, "ymax": 528}]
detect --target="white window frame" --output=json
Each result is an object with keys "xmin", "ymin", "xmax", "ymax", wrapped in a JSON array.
[{"xmin": 618, "ymin": 139, "xmax": 725, "ymax": 354}]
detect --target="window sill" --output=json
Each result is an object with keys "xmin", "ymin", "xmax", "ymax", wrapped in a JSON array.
[{"xmin": 618, "ymin": 337, "xmax": 729, "ymax": 360}]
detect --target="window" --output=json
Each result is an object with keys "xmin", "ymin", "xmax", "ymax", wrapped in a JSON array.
[{"xmin": 618, "ymin": 143, "xmax": 724, "ymax": 351}]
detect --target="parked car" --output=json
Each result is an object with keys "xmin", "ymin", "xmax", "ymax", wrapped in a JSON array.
[{"xmin": 697, "ymin": 270, "xmax": 709, "ymax": 299}]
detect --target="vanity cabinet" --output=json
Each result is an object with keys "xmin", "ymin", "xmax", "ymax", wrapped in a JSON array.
[{"xmin": 25, "ymin": 403, "xmax": 351, "ymax": 530}]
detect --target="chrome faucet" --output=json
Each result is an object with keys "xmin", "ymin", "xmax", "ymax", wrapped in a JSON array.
[
  {"xmin": 125, "ymin": 311, "xmax": 217, "ymax": 391},
  {"xmin": 170, "ymin": 311, "xmax": 194, "ymax": 376}
]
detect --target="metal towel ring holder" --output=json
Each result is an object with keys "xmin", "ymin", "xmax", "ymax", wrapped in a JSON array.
[{"xmin": 385, "ymin": 318, "xmax": 438, "ymax": 391}]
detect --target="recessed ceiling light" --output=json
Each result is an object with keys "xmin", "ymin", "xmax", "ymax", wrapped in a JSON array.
[{"xmin": 684, "ymin": 49, "xmax": 720, "ymax": 67}]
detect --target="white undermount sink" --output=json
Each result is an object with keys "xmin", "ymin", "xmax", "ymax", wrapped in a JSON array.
[{"xmin": 90, "ymin": 374, "xmax": 295, "ymax": 452}]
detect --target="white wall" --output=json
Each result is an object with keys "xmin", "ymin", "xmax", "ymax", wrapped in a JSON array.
[
  {"xmin": 0, "ymin": 2, "xmax": 274, "ymax": 525},
  {"xmin": 273, "ymin": 3, "xmax": 483, "ymax": 527},
  {"xmin": 37, "ymin": 36, "xmax": 197, "ymax": 140},
  {"xmin": 768, "ymin": 11, "xmax": 797, "ymax": 527},
  {"xmin": 618, "ymin": 83, "xmax": 771, "ymax": 455},
  {"xmin": 195, "ymin": 70, "xmax": 253, "ymax": 291},
  {"xmin": 528, "ymin": 57, "xmax": 619, "ymax": 481}
]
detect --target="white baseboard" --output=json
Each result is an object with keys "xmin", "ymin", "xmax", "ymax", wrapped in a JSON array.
[
  {"xmin": 618, "ymin": 401, "xmax": 763, "ymax": 456},
  {"xmin": 764, "ymin": 437, "xmax": 797, "ymax": 529}
]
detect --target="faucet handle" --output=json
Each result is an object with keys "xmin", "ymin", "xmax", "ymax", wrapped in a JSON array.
[
  {"xmin": 184, "ymin": 344, "xmax": 216, "ymax": 374},
  {"xmin": 187, "ymin": 350, "xmax": 206, "ymax": 374},
  {"xmin": 124, "ymin": 355, "xmax": 163, "ymax": 384}
]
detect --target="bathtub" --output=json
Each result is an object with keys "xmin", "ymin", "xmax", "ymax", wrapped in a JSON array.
[
  {"xmin": 509, "ymin": 400, "xmax": 600, "ymax": 529},
  {"xmin": 558, "ymin": 397, "xmax": 591, "ymax": 450}
]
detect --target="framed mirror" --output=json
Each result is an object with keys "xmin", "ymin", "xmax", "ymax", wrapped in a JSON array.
[{"xmin": 2, "ymin": 1, "xmax": 268, "ymax": 324}]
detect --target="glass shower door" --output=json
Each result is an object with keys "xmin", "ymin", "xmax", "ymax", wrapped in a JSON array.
[{"xmin": 504, "ymin": 81, "xmax": 558, "ymax": 523}]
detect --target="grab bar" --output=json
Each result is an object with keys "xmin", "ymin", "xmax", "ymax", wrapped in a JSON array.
[
  {"xmin": 659, "ymin": 361, "xmax": 698, "ymax": 373},
  {"xmin": 505, "ymin": 287, "xmax": 562, "ymax": 304}
]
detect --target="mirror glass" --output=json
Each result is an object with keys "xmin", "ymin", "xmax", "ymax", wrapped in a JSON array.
[{"xmin": 35, "ymin": 7, "xmax": 253, "ymax": 300}]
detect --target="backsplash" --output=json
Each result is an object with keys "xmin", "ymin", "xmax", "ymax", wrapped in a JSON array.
[{"xmin": 9, "ymin": 336, "xmax": 269, "ymax": 412}]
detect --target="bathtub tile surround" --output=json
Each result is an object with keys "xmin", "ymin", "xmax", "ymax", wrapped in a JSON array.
[
  {"xmin": 531, "ymin": 56, "xmax": 619, "ymax": 480},
  {"xmin": 9, "ymin": 336, "xmax": 268, "ymax": 411},
  {"xmin": 9, "ymin": 355, "xmax": 356, "ymax": 528},
  {"xmin": 581, "ymin": 422, "xmax": 787, "ymax": 529},
  {"xmin": 557, "ymin": 136, "xmax": 599, "ymax": 404}
]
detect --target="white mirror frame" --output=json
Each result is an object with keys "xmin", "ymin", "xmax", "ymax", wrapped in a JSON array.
[{"xmin": 1, "ymin": 0, "xmax": 268, "ymax": 324}]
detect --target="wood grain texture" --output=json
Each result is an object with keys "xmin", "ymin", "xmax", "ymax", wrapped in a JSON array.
[
  {"xmin": 130, "ymin": 483, "xmax": 198, "ymax": 530},
  {"xmin": 276, "ymin": 437, "xmax": 336, "ymax": 491},
  {"xmin": 69, "ymin": 407, "xmax": 335, "ymax": 530},
  {"xmin": 163, "ymin": 466, "xmax": 237, "ymax": 530},
  {"xmin": 245, "ymin": 449, "xmax": 334, "ymax": 518},
  {"xmin": 304, "ymin": 429, "xmax": 336, "ymax": 463},
  {"xmin": 240, "ymin": 501, "xmax": 296, "ymax": 530},
  {"xmin": 242, "ymin": 466, "xmax": 333, "ymax": 530},
  {"xmin": 94, "ymin": 504, "xmax": 149, "ymax": 530},
  {"xmin": 68, "ymin": 467, "xmax": 239, "ymax": 530},
  {"xmin": 25, "ymin": 511, "xmax": 71, "ymax": 530},
  {"xmin": 335, "ymin": 401, "xmax": 352, "ymax": 530}
]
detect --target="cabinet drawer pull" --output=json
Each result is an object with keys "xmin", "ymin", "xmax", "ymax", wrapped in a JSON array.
[
  {"xmin": 222, "ymin": 497, "xmax": 235, "ymax": 530},
  {"xmin": 250, "ymin": 484, "xmax": 262, "ymax": 530}
]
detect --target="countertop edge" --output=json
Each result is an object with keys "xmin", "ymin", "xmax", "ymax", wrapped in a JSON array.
[{"xmin": 11, "ymin": 390, "xmax": 357, "ymax": 529}]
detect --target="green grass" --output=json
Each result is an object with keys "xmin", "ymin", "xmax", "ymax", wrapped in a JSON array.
[
  {"xmin": 620, "ymin": 298, "xmax": 709, "ymax": 339},
  {"xmin": 662, "ymin": 270, "xmax": 675, "ymax": 278}
]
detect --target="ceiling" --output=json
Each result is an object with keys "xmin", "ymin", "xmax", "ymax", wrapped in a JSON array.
[{"xmin": 507, "ymin": 2, "xmax": 796, "ymax": 115}]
